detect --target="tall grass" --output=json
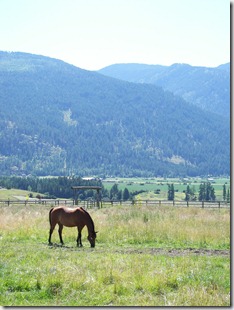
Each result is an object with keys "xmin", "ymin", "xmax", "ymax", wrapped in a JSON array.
[
  {"xmin": 0, "ymin": 203, "xmax": 230, "ymax": 306},
  {"xmin": 95, "ymin": 205, "xmax": 230, "ymax": 249}
]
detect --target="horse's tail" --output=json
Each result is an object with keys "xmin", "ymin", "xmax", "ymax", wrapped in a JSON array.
[{"xmin": 49, "ymin": 208, "xmax": 54, "ymax": 226}]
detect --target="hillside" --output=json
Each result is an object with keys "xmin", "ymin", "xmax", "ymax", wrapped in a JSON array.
[
  {"xmin": 0, "ymin": 51, "xmax": 230, "ymax": 177},
  {"xmin": 98, "ymin": 63, "xmax": 230, "ymax": 118}
]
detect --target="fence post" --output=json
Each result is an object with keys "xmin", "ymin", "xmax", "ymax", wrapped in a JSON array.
[
  {"xmin": 202, "ymin": 201, "xmax": 204, "ymax": 208},
  {"xmin": 187, "ymin": 201, "xmax": 189, "ymax": 207}
]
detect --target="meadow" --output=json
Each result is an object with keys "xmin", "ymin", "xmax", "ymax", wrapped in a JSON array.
[
  {"xmin": 102, "ymin": 176, "xmax": 230, "ymax": 200},
  {"xmin": 0, "ymin": 202, "xmax": 230, "ymax": 306}
]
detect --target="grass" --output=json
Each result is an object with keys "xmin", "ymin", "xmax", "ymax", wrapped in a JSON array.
[
  {"xmin": 102, "ymin": 176, "xmax": 230, "ymax": 201},
  {"xmin": 0, "ymin": 188, "xmax": 42, "ymax": 200},
  {"xmin": 0, "ymin": 176, "xmax": 230, "ymax": 202},
  {"xmin": 0, "ymin": 203, "xmax": 230, "ymax": 306}
]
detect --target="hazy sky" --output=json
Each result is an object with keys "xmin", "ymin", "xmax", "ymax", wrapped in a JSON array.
[{"xmin": 0, "ymin": 0, "xmax": 230, "ymax": 70}]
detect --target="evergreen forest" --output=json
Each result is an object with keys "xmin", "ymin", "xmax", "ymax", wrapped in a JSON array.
[{"xmin": 0, "ymin": 52, "xmax": 230, "ymax": 177}]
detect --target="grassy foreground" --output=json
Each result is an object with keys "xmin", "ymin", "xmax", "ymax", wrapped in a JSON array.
[{"xmin": 0, "ymin": 203, "xmax": 230, "ymax": 306}]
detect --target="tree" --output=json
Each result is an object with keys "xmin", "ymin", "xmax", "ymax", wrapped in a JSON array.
[
  {"xmin": 110, "ymin": 184, "xmax": 119, "ymax": 200},
  {"xmin": 198, "ymin": 182, "xmax": 216, "ymax": 201},
  {"xmin": 167, "ymin": 183, "xmax": 174, "ymax": 201},
  {"xmin": 227, "ymin": 188, "xmax": 230, "ymax": 203},
  {"xmin": 185, "ymin": 185, "xmax": 190, "ymax": 201},
  {"xmin": 123, "ymin": 188, "xmax": 130, "ymax": 201},
  {"xmin": 199, "ymin": 183, "xmax": 205, "ymax": 201},
  {"xmin": 223, "ymin": 184, "xmax": 227, "ymax": 201},
  {"xmin": 185, "ymin": 185, "xmax": 196, "ymax": 201}
]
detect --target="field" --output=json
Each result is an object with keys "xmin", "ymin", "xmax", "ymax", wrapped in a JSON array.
[
  {"xmin": 0, "ymin": 202, "xmax": 230, "ymax": 306},
  {"xmin": 102, "ymin": 176, "xmax": 230, "ymax": 200},
  {"xmin": 0, "ymin": 188, "xmax": 42, "ymax": 201}
]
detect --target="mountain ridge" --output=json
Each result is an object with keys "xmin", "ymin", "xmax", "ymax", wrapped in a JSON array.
[
  {"xmin": 98, "ymin": 62, "xmax": 230, "ymax": 118},
  {"xmin": 0, "ymin": 51, "xmax": 230, "ymax": 177}
]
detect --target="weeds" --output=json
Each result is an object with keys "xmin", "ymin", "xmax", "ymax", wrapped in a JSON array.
[{"xmin": 0, "ymin": 203, "xmax": 230, "ymax": 306}]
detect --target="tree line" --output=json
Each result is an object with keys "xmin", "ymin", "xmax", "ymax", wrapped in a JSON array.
[
  {"xmin": 0, "ymin": 176, "xmax": 230, "ymax": 202},
  {"xmin": 168, "ymin": 182, "xmax": 230, "ymax": 202},
  {"xmin": 0, "ymin": 176, "xmax": 138, "ymax": 201}
]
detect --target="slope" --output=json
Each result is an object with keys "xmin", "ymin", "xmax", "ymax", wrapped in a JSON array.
[
  {"xmin": 0, "ymin": 52, "xmax": 230, "ymax": 177},
  {"xmin": 98, "ymin": 63, "xmax": 230, "ymax": 118}
]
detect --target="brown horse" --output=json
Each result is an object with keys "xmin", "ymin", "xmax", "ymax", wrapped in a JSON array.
[{"xmin": 48, "ymin": 206, "xmax": 97, "ymax": 247}]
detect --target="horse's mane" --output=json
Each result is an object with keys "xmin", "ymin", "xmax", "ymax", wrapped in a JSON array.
[{"xmin": 80, "ymin": 207, "xmax": 95, "ymax": 232}]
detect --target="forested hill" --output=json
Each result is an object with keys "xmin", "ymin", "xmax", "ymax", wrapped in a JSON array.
[
  {"xmin": 0, "ymin": 51, "xmax": 230, "ymax": 177},
  {"xmin": 98, "ymin": 63, "xmax": 230, "ymax": 118}
]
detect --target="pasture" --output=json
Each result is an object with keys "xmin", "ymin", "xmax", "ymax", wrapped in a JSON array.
[
  {"xmin": 0, "ymin": 203, "xmax": 230, "ymax": 306},
  {"xmin": 102, "ymin": 176, "xmax": 230, "ymax": 200}
]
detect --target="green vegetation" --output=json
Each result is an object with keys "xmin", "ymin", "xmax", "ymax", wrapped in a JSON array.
[
  {"xmin": 0, "ymin": 176, "xmax": 230, "ymax": 202},
  {"xmin": 102, "ymin": 177, "xmax": 230, "ymax": 201},
  {"xmin": 0, "ymin": 176, "xmax": 102, "ymax": 200},
  {"xmin": 99, "ymin": 62, "xmax": 230, "ymax": 118},
  {"xmin": 0, "ymin": 52, "xmax": 230, "ymax": 177},
  {"xmin": 0, "ymin": 203, "xmax": 230, "ymax": 306}
]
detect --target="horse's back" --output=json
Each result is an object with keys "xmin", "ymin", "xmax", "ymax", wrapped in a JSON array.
[{"xmin": 50, "ymin": 206, "xmax": 84, "ymax": 227}]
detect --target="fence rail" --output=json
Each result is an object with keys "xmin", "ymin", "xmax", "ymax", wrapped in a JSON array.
[{"xmin": 0, "ymin": 198, "xmax": 230, "ymax": 209}]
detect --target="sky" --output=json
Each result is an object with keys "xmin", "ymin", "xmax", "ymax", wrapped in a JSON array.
[{"xmin": 0, "ymin": 0, "xmax": 230, "ymax": 70}]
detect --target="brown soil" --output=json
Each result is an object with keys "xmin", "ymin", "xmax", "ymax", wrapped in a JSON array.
[
  {"xmin": 115, "ymin": 248, "xmax": 230, "ymax": 257},
  {"xmin": 48, "ymin": 243, "xmax": 229, "ymax": 257}
]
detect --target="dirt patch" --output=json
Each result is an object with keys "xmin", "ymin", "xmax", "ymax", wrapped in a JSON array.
[
  {"xmin": 47, "ymin": 243, "xmax": 229, "ymax": 257},
  {"xmin": 115, "ymin": 248, "xmax": 230, "ymax": 257}
]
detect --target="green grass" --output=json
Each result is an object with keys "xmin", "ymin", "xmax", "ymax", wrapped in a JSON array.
[
  {"xmin": 0, "ymin": 203, "xmax": 230, "ymax": 306},
  {"xmin": 0, "ymin": 188, "xmax": 42, "ymax": 200},
  {"xmin": 0, "ymin": 176, "xmax": 230, "ymax": 202},
  {"xmin": 102, "ymin": 176, "xmax": 230, "ymax": 201}
]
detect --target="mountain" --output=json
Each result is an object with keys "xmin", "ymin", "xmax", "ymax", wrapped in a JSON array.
[
  {"xmin": 98, "ymin": 63, "xmax": 230, "ymax": 118},
  {"xmin": 0, "ymin": 51, "xmax": 230, "ymax": 177}
]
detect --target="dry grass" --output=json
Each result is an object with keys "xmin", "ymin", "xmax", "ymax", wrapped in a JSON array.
[
  {"xmin": 0, "ymin": 203, "xmax": 230, "ymax": 306},
  {"xmin": 93, "ymin": 204, "xmax": 230, "ymax": 249}
]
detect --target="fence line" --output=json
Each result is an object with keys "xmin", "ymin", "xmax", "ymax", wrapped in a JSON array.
[{"xmin": 0, "ymin": 198, "xmax": 230, "ymax": 209}]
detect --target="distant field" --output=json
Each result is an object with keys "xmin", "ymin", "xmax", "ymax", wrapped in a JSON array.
[
  {"xmin": 102, "ymin": 177, "xmax": 230, "ymax": 201},
  {"xmin": 0, "ymin": 188, "xmax": 42, "ymax": 201},
  {"xmin": 0, "ymin": 177, "xmax": 230, "ymax": 202}
]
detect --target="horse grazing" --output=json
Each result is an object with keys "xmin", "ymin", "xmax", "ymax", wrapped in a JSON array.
[{"xmin": 48, "ymin": 206, "xmax": 97, "ymax": 247}]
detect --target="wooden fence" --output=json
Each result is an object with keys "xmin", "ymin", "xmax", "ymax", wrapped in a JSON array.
[{"xmin": 0, "ymin": 198, "xmax": 230, "ymax": 209}]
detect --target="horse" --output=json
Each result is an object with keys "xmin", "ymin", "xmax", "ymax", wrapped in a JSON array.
[{"xmin": 48, "ymin": 206, "xmax": 97, "ymax": 247}]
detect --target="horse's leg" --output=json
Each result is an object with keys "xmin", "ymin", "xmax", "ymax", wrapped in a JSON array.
[
  {"xmin": 48, "ymin": 224, "xmax": 55, "ymax": 245},
  {"xmin": 58, "ymin": 223, "xmax": 64, "ymax": 245},
  {"xmin": 77, "ymin": 228, "xmax": 83, "ymax": 247}
]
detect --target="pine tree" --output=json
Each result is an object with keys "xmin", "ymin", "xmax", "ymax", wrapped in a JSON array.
[
  {"xmin": 223, "ymin": 184, "xmax": 227, "ymax": 201},
  {"xmin": 227, "ymin": 188, "xmax": 230, "ymax": 203},
  {"xmin": 168, "ymin": 183, "xmax": 174, "ymax": 201},
  {"xmin": 110, "ymin": 184, "xmax": 119, "ymax": 199},
  {"xmin": 199, "ymin": 183, "xmax": 206, "ymax": 201},
  {"xmin": 199, "ymin": 182, "xmax": 216, "ymax": 201},
  {"xmin": 123, "ymin": 188, "xmax": 130, "ymax": 201},
  {"xmin": 185, "ymin": 185, "xmax": 190, "ymax": 201}
]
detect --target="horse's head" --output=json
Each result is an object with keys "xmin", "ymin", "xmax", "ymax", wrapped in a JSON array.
[{"xmin": 87, "ymin": 231, "xmax": 98, "ymax": 248}]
